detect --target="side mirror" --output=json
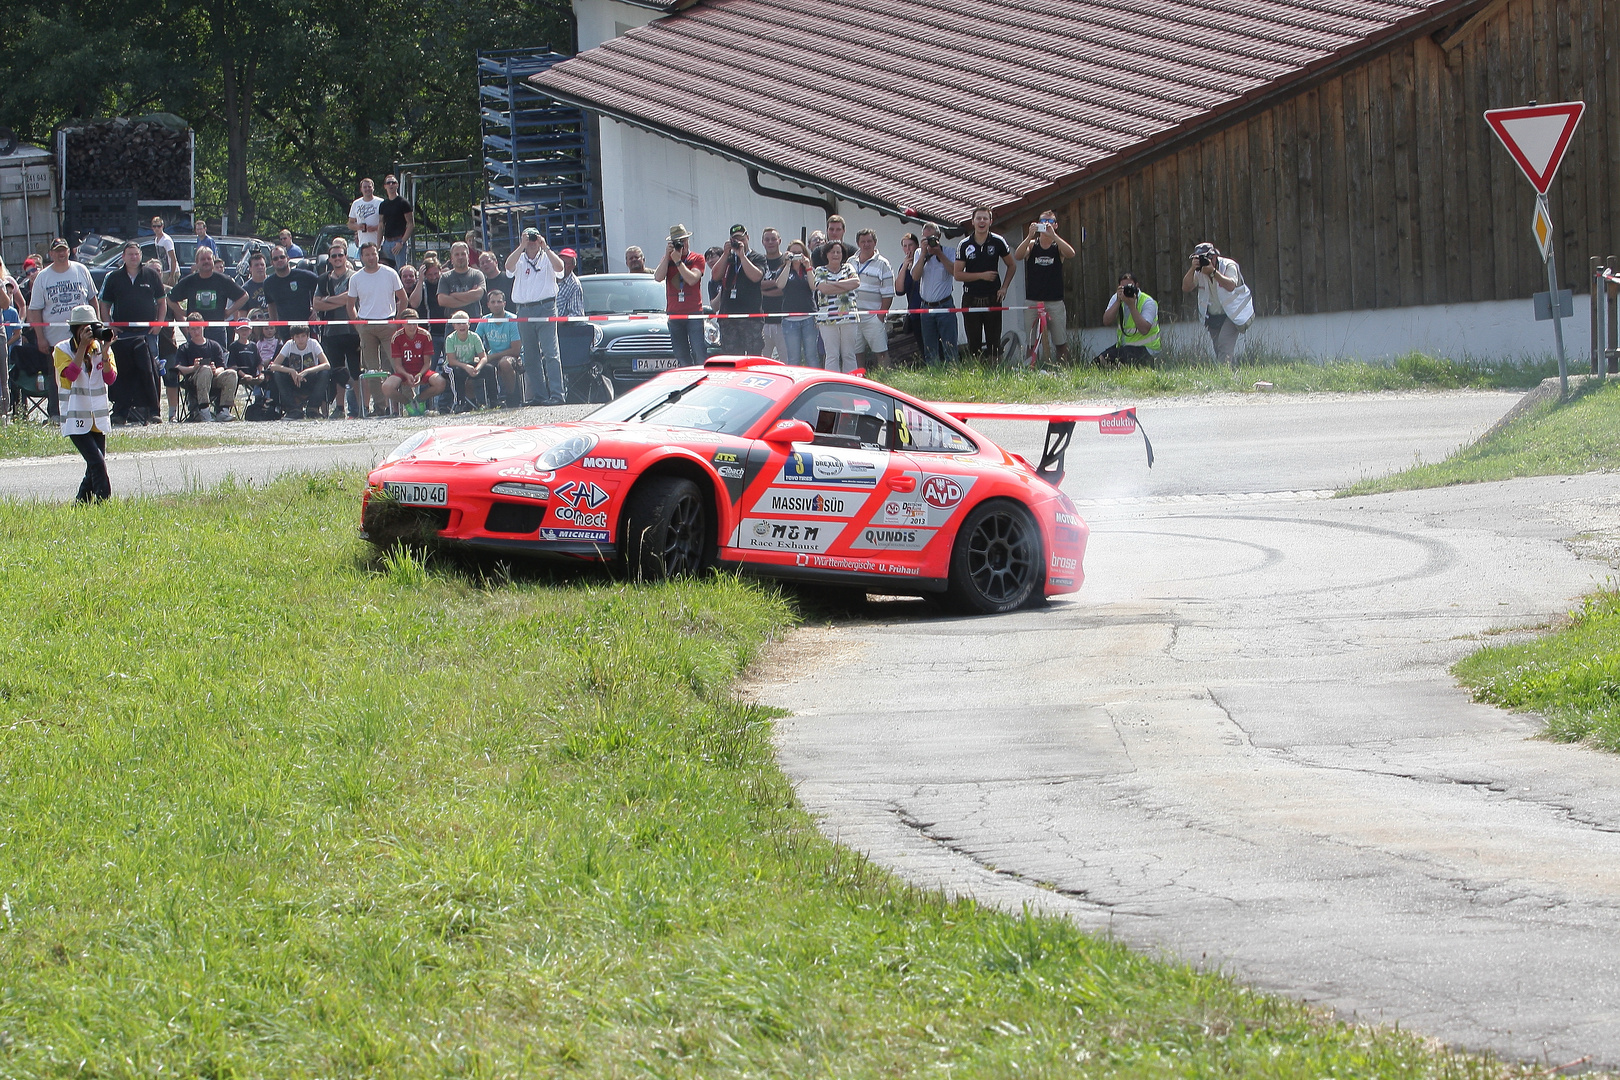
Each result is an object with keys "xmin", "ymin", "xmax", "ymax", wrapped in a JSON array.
[{"xmin": 764, "ymin": 418, "xmax": 815, "ymax": 446}]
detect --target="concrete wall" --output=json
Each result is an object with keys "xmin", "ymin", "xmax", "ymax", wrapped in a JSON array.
[{"xmin": 1071, "ymin": 295, "xmax": 1594, "ymax": 365}]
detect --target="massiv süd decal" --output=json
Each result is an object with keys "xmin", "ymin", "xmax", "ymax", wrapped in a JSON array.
[
  {"xmin": 759, "ymin": 488, "xmax": 865, "ymax": 516},
  {"xmin": 739, "ymin": 518, "xmax": 845, "ymax": 553}
]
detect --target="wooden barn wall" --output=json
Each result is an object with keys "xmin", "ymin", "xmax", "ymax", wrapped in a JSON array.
[{"xmin": 1049, "ymin": 0, "xmax": 1620, "ymax": 329}]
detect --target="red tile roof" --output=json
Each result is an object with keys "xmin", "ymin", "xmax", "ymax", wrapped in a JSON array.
[{"xmin": 537, "ymin": 0, "xmax": 1470, "ymax": 223}]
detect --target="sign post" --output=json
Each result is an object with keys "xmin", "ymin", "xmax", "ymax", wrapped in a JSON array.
[{"xmin": 1485, "ymin": 100, "xmax": 1585, "ymax": 396}]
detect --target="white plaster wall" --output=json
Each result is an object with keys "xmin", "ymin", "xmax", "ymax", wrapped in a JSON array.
[
  {"xmin": 573, "ymin": 0, "xmax": 661, "ymax": 52},
  {"xmin": 1073, "ymin": 295, "xmax": 1594, "ymax": 364}
]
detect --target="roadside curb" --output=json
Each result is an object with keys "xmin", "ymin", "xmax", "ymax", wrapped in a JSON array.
[{"xmin": 1477, "ymin": 373, "xmax": 1606, "ymax": 443}]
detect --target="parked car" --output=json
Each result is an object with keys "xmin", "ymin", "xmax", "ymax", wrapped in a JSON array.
[
  {"xmin": 561, "ymin": 273, "xmax": 717, "ymax": 403},
  {"xmin": 88, "ymin": 234, "xmax": 275, "ymax": 287}
]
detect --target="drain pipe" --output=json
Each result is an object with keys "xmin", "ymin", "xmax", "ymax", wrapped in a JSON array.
[{"xmin": 748, "ymin": 167, "xmax": 836, "ymax": 218}]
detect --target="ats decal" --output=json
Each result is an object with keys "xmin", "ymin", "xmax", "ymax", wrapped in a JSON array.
[
  {"xmin": 740, "ymin": 518, "xmax": 844, "ymax": 553},
  {"xmin": 554, "ymin": 480, "xmax": 610, "ymax": 510}
]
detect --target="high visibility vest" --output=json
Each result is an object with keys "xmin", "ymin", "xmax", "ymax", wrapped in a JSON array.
[{"xmin": 1116, "ymin": 290, "xmax": 1161, "ymax": 350}]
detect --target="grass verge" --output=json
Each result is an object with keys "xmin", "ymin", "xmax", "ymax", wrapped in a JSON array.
[
  {"xmin": 1457, "ymin": 591, "xmax": 1620, "ymax": 751},
  {"xmin": 1342, "ymin": 378, "xmax": 1620, "ymax": 496},
  {"xmin": 876, "ymin": 350, "xmax": 1556, "ymax": 404},
  {"xmin": 0, "ymin": 420, "xmax": 321, "ymax": 460},
  {"xmin": 0, "ymin": 473, "xmax": 1545, "ymax": 1076}
]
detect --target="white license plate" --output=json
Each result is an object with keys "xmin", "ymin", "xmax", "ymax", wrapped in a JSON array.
[
  {"xmin": 634, "ymin": 356, "xmax": 684, "ymax": 372},
  {"xmin": 383, "ymin": 481, "xmax": 448, "ymax": 506}
]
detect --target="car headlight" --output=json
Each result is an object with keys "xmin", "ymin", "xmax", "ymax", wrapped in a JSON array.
[
  {"xmin": 383, "ymin": 429, "xmax": 434, "ymax": 464},
  {"xmin": 535, "ymin": 432, "xmax": 597, "ymax": 470},
  {"xmin": 591, "ymin": 325, "xmax": 604, "ymax": 351}
]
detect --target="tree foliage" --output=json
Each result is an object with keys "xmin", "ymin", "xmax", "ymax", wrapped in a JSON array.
[{"xmin": 0, "ymin": 0, "xmax": 571, "ymax": 234}]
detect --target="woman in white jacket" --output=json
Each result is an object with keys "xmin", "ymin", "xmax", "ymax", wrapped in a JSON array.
[{"xmin": 54, "ymin": 304, "xmax": 117, "ymax": 502}]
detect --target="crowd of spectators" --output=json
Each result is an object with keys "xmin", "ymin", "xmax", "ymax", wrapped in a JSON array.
[{"xmin": 1, "ymin": 175, "xmax": 1238, "ymax": 425}]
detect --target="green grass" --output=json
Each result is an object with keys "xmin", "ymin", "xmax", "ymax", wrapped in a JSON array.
[
  {"xmin": 1342, "ymin": 378, "xmax": 1620, "ymax": 496},
  {"xmin": 0, "ymin": 474, "xmax": 1549, "ymax": 1076},
  {"xmin": 877, "ymin": 349, "xmax": 1557, "ymax": 404},
  {"xmin": 1457, "ymin": 591, "xmax": 1620, "ymax": 752},
  {"xmin": 0, "ymin": 420, "xmax": 302, "ymax": 460}
]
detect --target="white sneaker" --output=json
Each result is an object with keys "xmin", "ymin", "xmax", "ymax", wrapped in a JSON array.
[
  {"xmin": 214, "ymin": 410, "xmax": 235, "ymax": 422},
  {"xmin": 196, "ymin": 406, "xmax": 213, "ymax": 422}
]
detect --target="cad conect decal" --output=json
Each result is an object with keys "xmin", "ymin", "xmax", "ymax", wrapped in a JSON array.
[
  {"xmin": 779, "ymin": 450, "xmax": 882, "ymax": 487},
  {"xmin": 740, "ymin": 518, "xmax": 845, "ymax": 553},
  {"xmin": 848, "ymin": 526, "xmax": 935, "ymax": 551}
]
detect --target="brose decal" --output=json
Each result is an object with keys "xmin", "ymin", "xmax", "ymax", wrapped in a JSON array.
[
  {"xmin": 1050, "ymin": 555, "xmax": 1078, "ymax": 570},
  {"xmin": 921, "ymin": 475, "xmax": 964, "ymax": 510},
  {"xmin": 580, "ymin": 456, "xmax": 627, "ymax": 471}
]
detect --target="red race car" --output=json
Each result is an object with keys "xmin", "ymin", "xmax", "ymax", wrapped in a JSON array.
[{"xmin": 362, "ymin": 357, "xmax": 1150, "ymax": 614}]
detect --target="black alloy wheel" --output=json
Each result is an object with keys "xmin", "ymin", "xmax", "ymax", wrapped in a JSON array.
[
  {"xmin": 946, "ymin": 500, "xmax": 1042, "ymax": 614},
  {"xmin": 620, "ymin": 476, "xmax": 710, "ymax": 581}
]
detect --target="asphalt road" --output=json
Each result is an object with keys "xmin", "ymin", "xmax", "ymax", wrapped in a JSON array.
[{"xmin": 748, "ymin": 389, "xmax": 1620, "ymax": 1067}]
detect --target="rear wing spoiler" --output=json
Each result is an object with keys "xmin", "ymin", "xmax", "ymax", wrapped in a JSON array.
[{"xmin": 933, "ymin": 403, "xmax": 1153, "ymax": 484}]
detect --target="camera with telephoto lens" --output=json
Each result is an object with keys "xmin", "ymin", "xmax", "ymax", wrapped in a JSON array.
[
  {"xmin": 1192, "ymin": 242, "xmax": 1217, "ymax": 268},
  {"xmin": 80, "ymin": 321, "xmax": 114, "ymax": 343},
  {"xmin": 1122, "ymin": 283, "xmax": 1139, "ymax": 299}
]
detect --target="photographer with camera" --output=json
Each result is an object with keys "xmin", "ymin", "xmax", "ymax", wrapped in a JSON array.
[
  {"xmin": 655, "ymin": 223, "xmax": 707, "ymax": 366},
  {"xmin": 912, "ymin": 223, "xmax": 958, "ymax": 365},
  {"xmin": 1097, "ymin": 271, "xmax": 1160, "ymax": 366},
  {"xmin": 1181, "ymin": 241, "xmax": 1252, "ymax": 365},
  {"xmin": 1014, "ymin": 210, "xmax": 1076, "ymax": 364},
  {"xmin": 54, "ymin": 305, "xmax": 118, "ymax": 501},
  {"xmin": 776, "ymin": 240, "xmax": 818, "ymax": 366},
  {"xmin": 710, "ymin": 224, "xmax": 766, "ymax": 355}
]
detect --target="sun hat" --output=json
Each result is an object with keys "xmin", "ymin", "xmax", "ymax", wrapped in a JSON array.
[
  {"xmin": 668, "ymin": 223, "xmax": 692, "ymax": 243},
  {"xmin": 68, "ymin": 304, "xmax": 99, "ymax": 326}
]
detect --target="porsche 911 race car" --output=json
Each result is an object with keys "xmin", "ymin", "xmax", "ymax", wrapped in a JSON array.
[{"xmin": 362, "ymin": 357, "xmax": 1150, "ymax": 614}]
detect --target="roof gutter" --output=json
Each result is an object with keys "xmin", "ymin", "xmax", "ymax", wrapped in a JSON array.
[
  {"xmin": 535, "ymin": 86, "xmax": 938, "ymax": 226},
  {"xmin": 995, "ymin": 0, "xmax": 1483, "ymax": 222}
]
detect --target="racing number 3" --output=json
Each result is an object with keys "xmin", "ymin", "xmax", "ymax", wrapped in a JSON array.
[{"xmin": 892, "ymin": 405, "xmax": 912, "ymax": 448}]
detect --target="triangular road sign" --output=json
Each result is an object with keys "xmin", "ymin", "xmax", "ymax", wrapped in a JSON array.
[{"xmin": 1485, "ymin": 101, "xmax": 1585, "ymax": 193}]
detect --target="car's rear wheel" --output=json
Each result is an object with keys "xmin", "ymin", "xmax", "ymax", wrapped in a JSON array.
[
  {"xmin": 620, "ymin": 476, "xmax": 710, "ymax": 581},
  {"xmin": 944, "ymin": 499, "xmax": 1042, "ymax": 614}
]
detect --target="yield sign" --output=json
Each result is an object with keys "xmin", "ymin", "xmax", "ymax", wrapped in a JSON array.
[{"xmin": 1484, "ymin": 101, "xmax": 1585, "ymax": 193}]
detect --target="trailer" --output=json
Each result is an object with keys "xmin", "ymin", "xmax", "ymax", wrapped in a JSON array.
[
  {"xmin": 55, "ymin": 114, "xmax": 194, "ymax": 241},
  {"xmin": 0, "ymin": 141, "xmax": 58, "ymax": 269}
]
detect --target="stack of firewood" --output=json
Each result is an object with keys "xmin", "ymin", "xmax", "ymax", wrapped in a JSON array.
[{"xmin": 64, "ymin": 120, "xmax": 190, "ymax": 199}]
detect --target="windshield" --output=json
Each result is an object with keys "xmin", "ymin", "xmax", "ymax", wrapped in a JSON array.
[
  {"xmin": 581, "ymin": 276, "xmax": 666, "ymax": 315},
  {"xmin": 586, "ymin": 372, "xmax": 776, "ymax": 435}
]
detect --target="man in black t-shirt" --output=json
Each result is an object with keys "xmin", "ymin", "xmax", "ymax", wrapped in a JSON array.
[
  {"xmin": 230, "ymin": 253, "xmax": 271, "ymax": 316},
  {"xmin": 953, "ymin": 207, "xmax": 1017, "ymax": 360},
  {"xmin": 168, "ymin": 248, "xmax": 246, "ymax": 348},
  {"xmin": 1012, "ymin": 210, "xmax": 1077, "ymax": 363},
  {"xmin": 710, "ymin": 224, "xmax": 765, "ymax": 355},
  {"xmin": 263, "ymin": 246, "xmax": 320, "ymax": 341},
  {"xmin": 378, "ymin": 174, "xmax": 414, "ymax": 267},
  {"xmin": 478, "ymin": 252, "xmax": 513, "ymax": 315},
  {"xmin": 98, "ymin": 240, "xmax": 166, "ymax": 424}
]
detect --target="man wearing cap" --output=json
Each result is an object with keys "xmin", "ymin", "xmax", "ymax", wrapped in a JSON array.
[
  {"xmin": 504, "ymin": 227, "xmax": 566, "ymax": 406},
  {"xmin": 710, "ymin": 224, "xmax": 765, "ymax": 356},
  {"xmin": 655, "ymin": 224, "xmax": 706, "ymax": 367},
  {"xmin": 29, "ymin": 238, "xmax": 98, "ymax": 357}
]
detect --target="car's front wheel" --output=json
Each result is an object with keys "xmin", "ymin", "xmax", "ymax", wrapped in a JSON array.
[
  {"xmin": 620, "ymin": 476, "xmax": 710, "ymax": 581},
  {"xmin": 944, "ymin": 499, "xmax": 1042, "ymax": 614}
]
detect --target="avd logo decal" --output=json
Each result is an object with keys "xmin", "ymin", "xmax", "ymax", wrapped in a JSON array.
[{"xmin": 921, "ymin": 476, "xmax": 964, "ymax": 509}]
